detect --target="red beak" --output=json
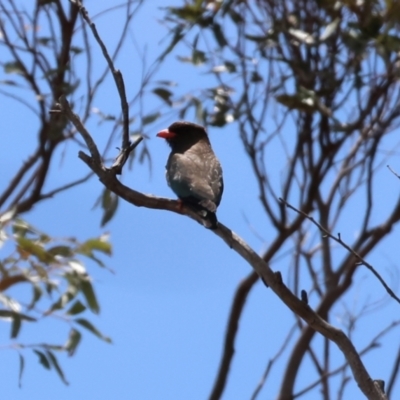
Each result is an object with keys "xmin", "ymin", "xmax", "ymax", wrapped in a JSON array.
[{"xmin": 157, "ymin": 129, "xmax": 177, "ymax": 139}]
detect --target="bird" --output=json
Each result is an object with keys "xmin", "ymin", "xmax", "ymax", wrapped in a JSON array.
[{"xmin": 157, "ymin": 121, "xmax": 223, "ymax": 228}]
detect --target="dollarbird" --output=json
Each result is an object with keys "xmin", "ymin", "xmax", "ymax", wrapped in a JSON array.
[{"xmin": 157, "ymin": 121, "xmax": 223, "ymax": 228}]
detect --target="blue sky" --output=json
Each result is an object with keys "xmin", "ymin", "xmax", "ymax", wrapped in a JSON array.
[{"xmin": 1, "ymin": 1, "xmax": 400, "ymax": 399}]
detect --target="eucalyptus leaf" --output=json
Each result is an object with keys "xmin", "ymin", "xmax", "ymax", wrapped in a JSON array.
[
  {"xmin": 65, "ymin": 329, "xmax": 82, "ymax": 356},
  {"xmin": 46, "ymin": 350, "xmax": 69, "ymax": 385},
  {"xmin": 75, "ymin": 318, "xmax": 111, "ymax": 343},
  {"xmin": 34, "ymin": 350, "xmax": 50, "ymax": 370},
  {"xmin": 18, "ymin": 354, "xmax": 24, "ymax": 388},
  {"xmin": 153, "ymin": 88, "xmax": 173, "ymax": 106},
  {"xmin": 81, "ymin": 279, "xmax": 100, "ymax": 314}
]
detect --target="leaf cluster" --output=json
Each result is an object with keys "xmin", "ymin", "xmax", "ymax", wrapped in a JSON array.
[{"xmin": 0, "ymin": 212, "xmax": 111, "ymax": 385}]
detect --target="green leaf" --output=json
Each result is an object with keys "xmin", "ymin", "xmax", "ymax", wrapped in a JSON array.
[
  {"xmin": 155, "ymin": 80, "xmax": 177, "ymax": 87},
  {"xmin": 45, "ymin": 344, "xmax": 64, "ymax": 351},
  {"xmin": 192, "ymin": 33, "xmax": 200, "ymax": 50},
  {"xmin": 377, "ymin": 34, "xmax": 400, "ymax": 53},
  {"xmin": 81, "ymin": 279, "xmax": 100, "ymax": 314},
  {"xmin": 47, "ymin": 285, "xmax": 78, "ymax": 313},
  {"xmin": 221, "ymin": 0, "xmax": 235, "ymax": 15},
  {"xmin": 142, "ymin": 112, "xmax": 161, "ymax": 125},
  {"xmin": 84, "ymin": 254, "xmax": 106, "ymax": 268},
  {"xmin": 11, "ymin": 315, "xmax": 21, "ymax": 339},
  {"xmin": 0, "ymin": 309, "xmax": 36, "ymax": 322},
  {"xmin": 386, "ymin": 0, "xmax": 400, "ymax": 24},
  {"xmin": 192, "ymin": 49, "xmax": 206, "ymax": 65},
  {"xmin": 79, "ymin": 238, "xmax": 112, "ymax": 256},
  {"xmin": 28, "ymin": 285, "xmax": 42, "ymax": 310},
  {"xmin": 46, "ymin": 350, "xmax": 69, "ymax": 385},
  {"xmin": 12, "ymin": 219, "xmax": 35, "ymax": 237},
  {"xmin": 60, "ymin": 80, "xmax": 79, "ymax": 96},
  {"xmin": 360, "ymin": 14, "xmax": 383, "ymax": 38},
  {"xmin": 245, "ymin": 34, "xmax": 268, "ymax": 43},
  {"xmin": 342, "ymin": 31, "xmax": 368, "ymax": 56},
  {"xmin": 212, "ymin": 23, "xmax": 228, "ymax": 47},
  {"xmin": 0, "ymin": 79, "xmax": 17, "ymax": 86},
  {"xmin": 225, "ymin": 61, "xmax": 236, "ymax": 73},
  {"xmin": 209, "ymin": 113, "xmax": 228, "ymax": 127},
  {"xmin": 157, "ymin": 26, "xmax": 185, "ymax": 61},
  {"xmin": 228, "ymin": 8, "xmax": 244, "ymax": 24},
  {"xmin": 288, "ymin": 28, "xmax": 315, "ymax": 44},
  {"xmin": 16, "ymin": 237, "xmax": 55, "ymax": 264},
  {"xmin": 153, "ymin": 88, "xmax": 173, "ymax": 106},
  {"xmin": 212, "ymin": 61, "xmax": 237, "ymax": 73},
  {"xmin": 167, "ymin": 3, "xmax": 204, "ymax": 22},
  {"xmin": 179, "ymin": 104, "xmax": 188, "ymax": 119},
  {"xmin": 100, "ymin": 189, "xmax": 119, "ymax": 227},
  {"xmin": 4, "ymin": 61, "xmax": 24, "ymax": 75},
  {"xmin": 18, "ymin": 353, "xmax": 24, "ymax": 388},
  {"xmin": 64, "ymin": 329, "xmax": 82, "ymax": 356},
  {"xmin": 70, "ymin": 46, "xmax": 83, "ymax": 54},
  {"xmin": 67, "ymin": 300, "xmax": 86, "ymax": 316},
  {"xmin": 101, "ymin": 188, "xmax": 112, "ymax": 209},
  {"xmin": 34, "ymin": 350, "xmax": 50, "ymax": 370},
  {"xmin": 193, "ymin": 98, "xmax": 204, "ymax": 122},
  {"xmin": 37, "ymin": 37, "xmax": 53, "ymax": 46},
  {"xmin": 275, "ymin": 93, "xmax": 316, "ymax": 112},
  {"xmin": 0, "ymin": 209, "xmax": 16, "ymax": 226},
  {"xmin": 45, "ymin": 282, "xmax": 55, "ymax": 295},
  {"xmin": 251, "ymin": 71, "xmax": 263, "ymax": 83},
  {"xmin": 320, "ymin": 18, "xmax": 340, "ymax": 41},
  {"xmin": 75, "ymin": 318, "xmax": 111, "ymax": 343},
  {"xmin": 47, "ymin": 245, "xmax": 74, "ymax": 257}
]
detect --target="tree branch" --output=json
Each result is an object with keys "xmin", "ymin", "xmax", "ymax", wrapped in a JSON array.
[
  {"xmin": 279, "ymin": 198, "xmax": 400, "ymax": 305},
  {"xmin": 209, "ymin": 271, "xmax": 258, "ymax": 400},
  {"xmin": 72, "ymin": 0, "xmax": 130, "ymax": 151},
  {"xmin": 57, "ymin": 95, "xmax": 386, "ymax": 399}
]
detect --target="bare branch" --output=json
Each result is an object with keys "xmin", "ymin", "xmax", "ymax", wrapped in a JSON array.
[
  {"xmin": 280, "ymin": 198, "xmax": 400, "ymax": 305},
  {"xmin": 72, "ymin": 0, "xmax": 130, "ymax": 150},
  {"xmin": 54, "ymin": 97, "xmax": 102, "ymax": 164},
  {"xmin": 57, "ymin": 91, "xmax": 386, "ymax": 398},
  {"xmin": 387, "ymin": 165, "xmax": 400, "ymax": 180},
  {"xmin": 209, "ymin": 271, "xmax": 258, "ymax": 400},
  {"xmin": 39, "ymin": 172, "xmax": 94, "ymax": 200},
  {"xmin": 251, "ymin": 323, "xmax": 298, "ymax": 400}
]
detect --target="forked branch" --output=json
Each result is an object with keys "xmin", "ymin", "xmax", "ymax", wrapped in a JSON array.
[
  {"xmin": 59, "ymin": 2, "xmax": 389, "ymax": 399},
  {"xmin": 57, "ymin": 94, "xmax": 386, "ymax": 399}
]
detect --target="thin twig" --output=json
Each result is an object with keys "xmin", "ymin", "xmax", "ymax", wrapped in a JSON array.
[
  {"xmin": 279, "ymin": 198, "xmax": 400, "ymax": 305},
  {"xmin": 58, "ymin": 89, "xmax": 386, "ymax": 400},
  {"xmin": 110, "ymin": 136, "xmax": 144, "ymax": 175},
  {"xmin": 251, "ymin": 323, "xmax": 298, "ymax": 400},
  {"xmin": 39, "ymin": 172, "xmax": 94, "ymax": 200},
  {"xmin": 71, "ymin": 0, "xmax": 130, "ymax": 149},
  {"xmin": 59, "ymin": 4, "xmax": 388, "ymax": 398},
  {"xmin": 209, "ymin": 271, "xmax": 258, "ymax": 400},
  {"xmin": 387, "ymin": 165, "xmax": 400, "ymax": 179},
  {"xmin": 55, "ymin": 96, "xmax": 102, "ymax": 164},
  {"xmin": 292, "ymin": 318, "xmax": 400, "ymax": 399}
]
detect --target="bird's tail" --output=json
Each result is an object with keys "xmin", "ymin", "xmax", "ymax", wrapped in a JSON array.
[
  {"xmin": 185, "ymin": 203, "xmax": 218, "ymax": 229},
  {"xmin": 204, "ymin": 211, "xmax": 218, "ymax": 229}
]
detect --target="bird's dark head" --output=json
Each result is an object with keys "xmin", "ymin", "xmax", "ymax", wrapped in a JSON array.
[{"xmin": 157, "ymin": 121, "xmax": 209, "ymax": 150}]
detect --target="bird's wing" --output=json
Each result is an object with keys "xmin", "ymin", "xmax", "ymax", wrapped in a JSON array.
[
  {"xmin": 208, "ymin": 157, "xmax": 224, "ymax": 206},
  {"xmin": 166, "ymin": 152, "xmax": 221, "ymax": 211}
]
